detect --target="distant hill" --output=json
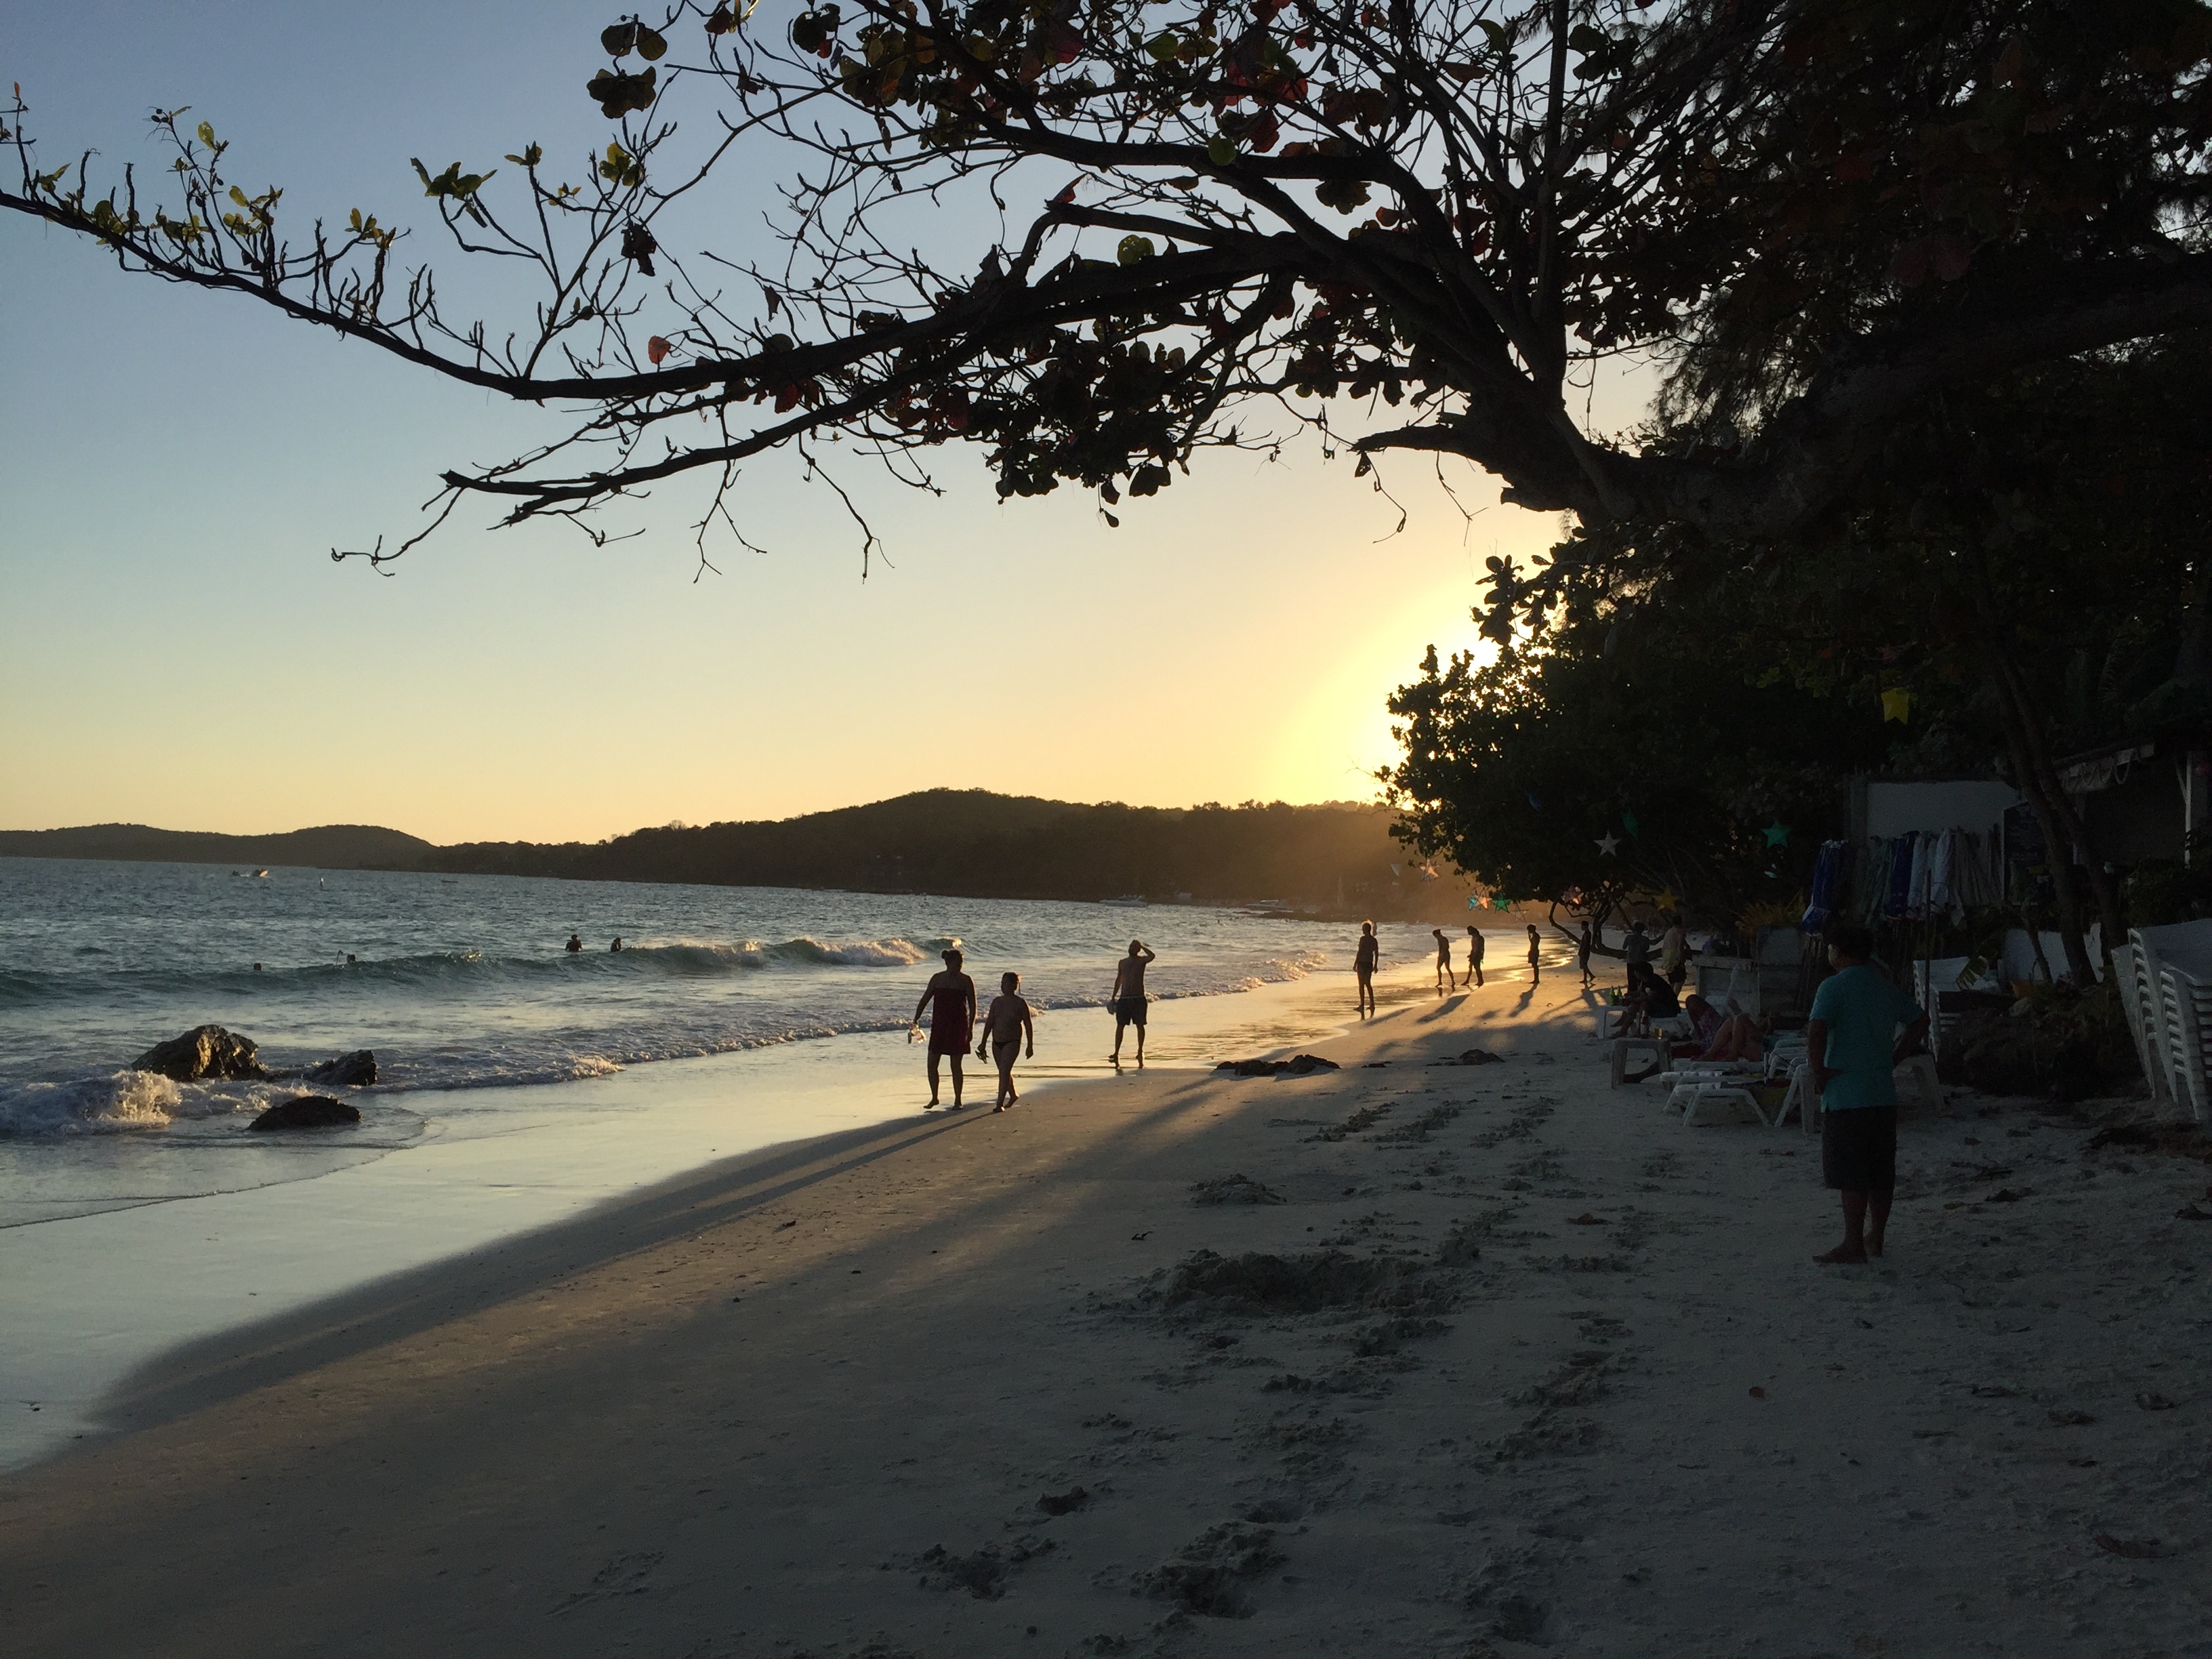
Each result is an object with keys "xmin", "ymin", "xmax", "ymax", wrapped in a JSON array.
[
  {"xmin": 3, "ymin": 792, "xmax": 1480, "ymax": 917},
  {"xmin": 0, "ymin": 822, "xmax": 435, "ymax": 869}
]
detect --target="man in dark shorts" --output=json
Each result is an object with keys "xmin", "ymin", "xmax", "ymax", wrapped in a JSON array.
[
  {"xmin": 1431, "ymin": 928, "xmax": 1453, "ymax": 995},
  {"xmin": 1110, "ymin": 939, "xmax": 1155, "ymax": 1063},
  {"xmin": 1463, "ymin": 922, "xmax": 1485, "ymax": 988},
  {"xmin": 1807, "ymin": 922, "xmax": 1928, "ymax": 1265}
]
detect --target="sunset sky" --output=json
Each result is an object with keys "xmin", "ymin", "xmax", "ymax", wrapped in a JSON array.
[{"xmin": 0, "ymin": 2, "xmax": 1597, "ymax": 845}]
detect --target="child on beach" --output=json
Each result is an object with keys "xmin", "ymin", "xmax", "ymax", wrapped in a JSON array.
[
  {"xmin": 977, "ymin": 971, "xmax": 1035, "ymax": 1111},
  {"xmin": 1525, "ymin": 924, "xmax": 1542, "ymax": 984}
]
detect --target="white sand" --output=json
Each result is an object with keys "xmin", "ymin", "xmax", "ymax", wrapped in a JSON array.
[{"xmin": 2, "ymin": 973, "xmax": 2207, "ymax": 1656}]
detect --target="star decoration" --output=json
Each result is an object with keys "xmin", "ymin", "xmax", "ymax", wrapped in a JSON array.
[
  {"xmin": 1596, "ymin": 833, "xmax": 1622, "ymax": 857},
  {"xmin": 1763, "ymin": 821, "xmax": 1791, "ymax": 848},
  {"xmin": 1468, "ymin": 895, "xmax": 1483, "ymax": 911},
  {"xmin": 1881, "ymin": 687, "xmax": 1914, "ymax": 723},
  {"xmin": 1655, "ymin": 888, "xmax": 1679, "ymax": 910}
]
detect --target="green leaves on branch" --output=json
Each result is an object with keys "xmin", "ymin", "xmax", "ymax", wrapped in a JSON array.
[
  {"xmin": 588, "ymin": 64, "xmax": 659, "ymax": 118},
  {"xmin": 412, "ymin": 159, "xmax": 494, "ymax": 200},
  {"xmin": 601, "ymin": 18, "xmax": 668, "ymax": 60},
  {"xmin": 598, "ymin": 142, "xmax": 644, "ymax": 188},
  {"xmin": 791, "ymin": 5, "xmax": 841, "ymax": 58}
]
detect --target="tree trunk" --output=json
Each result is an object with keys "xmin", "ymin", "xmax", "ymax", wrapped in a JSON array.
[
  {"xmin": 1982, "ymin": 645, "xmax": 2097, "ymax": 983},
  {"xmin": 1993, "ymin": 656, "xmax": 2129, "ymax": 965}
]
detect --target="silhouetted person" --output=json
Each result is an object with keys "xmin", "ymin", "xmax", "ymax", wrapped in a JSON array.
[
  {"xmin": 1463, "ymin": 923, "xmax": 1485, "ymax": 989},
  {"xmin": 1353, "ymin": 921, "xmax": 1379, "ymax": 1017},
  {"xmin": 912, "ymin": 947, "xmax": 977, "ymax": 1109},
  {"xmin": 1432, "ymin": 928, "xmax": 1454, "ymax": 994},
  {"xmin": 1525, "ymin": 924, "xmax": 1542, "ymax": 985},
  {"xmin": 1111, "ymin": 940, "xmax": 1155, "ymax": 1063},
  {"xmin": 565, "ymin": 933, "xmax": 584, "ymax": 954},
  {"xmin": 977, "ymin": 970, "xmax": 1035, "ymax": 1111},
  {"xmin": 1809, "ymin": 923, "xmax": 1928, "ymax": 1265},
  {"xmin": 609, "ymin": 937, "xmax": 624, "ymax": 953},
  {"xmin": 1578, "ymin": 920, "xmax": 1595, "ymax": 987}
]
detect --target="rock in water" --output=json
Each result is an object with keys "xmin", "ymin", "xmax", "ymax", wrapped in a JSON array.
[
  {"xmin": 304, "ymin": 1050, "xmax": 377, "ymax": 1086},
  {"xmin": 132, "ymin": 1025, "xmax": 270, "ymax": 1082},
  {"xmin": 249, "ymin": 1095, "xmax": 361, "ymax": 1132}
]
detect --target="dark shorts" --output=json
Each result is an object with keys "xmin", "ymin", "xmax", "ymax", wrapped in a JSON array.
[
  {"xmin": 1822, "ymin": 1104, "xmax": 1898, "ymax": 1193},
  {"xmin": 1115, "ymin": 996, "xmax": 1147, "ymax": 1026}
]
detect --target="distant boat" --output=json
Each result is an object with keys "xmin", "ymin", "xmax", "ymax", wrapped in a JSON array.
[{"xmin": 1100, "ymin": 895, "xmax": 1146, "ymax": 907}]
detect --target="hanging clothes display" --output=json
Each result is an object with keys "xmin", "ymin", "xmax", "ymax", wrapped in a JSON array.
[
  {"xmin": 1801, "ymin": 839, "xmax": 1847, "ymax": 935},
  {"xmin": 1924, "ymin": 828, "xmax": 1958, "ymax": 923},
  {"xmin": 1883, "ymin": 832, "xmax": 1918, "ymax": 920}
]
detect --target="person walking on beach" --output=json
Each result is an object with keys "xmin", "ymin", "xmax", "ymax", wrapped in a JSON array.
[
  {"xmin": 912, "ymin": 947, "xmax": 978, "ymax": 1109},
  {"xmin": 1806, "ymin": 922, "xmax": 1928, "ymax": 1265},
  {"xmin": 1577, "ymin": 920, "xmax": 1596, "ymax": 987},
  {"xmin": 1463, "ymin": 923, "xmax": 1485, "ymax": 989},
  {"xmin": 1525, "ymin": 924, "xmax": 1543, "ymax": 985},
  {"xmin": 977, "ymin": 970, "xmax": 1036, "ymax": 1111},
  {"xmin": 1431, "ymin": 928, "xmax": 1453, "ymax": 995},
  {"xmin": 1353, "ymin": 922, "xmax": 1380, "ymax": 1017},
  {"xmin": 1110, "ymin": 939, "xmax": 1155, "ymax": 1063}
]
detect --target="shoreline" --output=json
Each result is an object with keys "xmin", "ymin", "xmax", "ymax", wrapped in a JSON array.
[
  {"xmin": 0, "ymin": 959, "xmax": 1450, "ymax": 1471},
  {"xmin": 8, "ymin": 971, "xmax": 2198, "ymax": 1655}
]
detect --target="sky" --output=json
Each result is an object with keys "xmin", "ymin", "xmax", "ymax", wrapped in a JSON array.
[{"xmin": 0, "ymin": 2, "xmax": 1607, "ymax": 845}]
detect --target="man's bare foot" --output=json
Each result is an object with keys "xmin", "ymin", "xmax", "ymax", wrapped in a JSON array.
[
  {"xmin": 992, "ymin": 1103, "xmax": 1006, "ymax": 1113},
  {"xmin": 1813, "ymin": 1243, "xmax": 1868, "ymax": 1265},
  {"xmin": 1866, "ymin": 1234, "xmax": 1885, "ymax": 1258}
]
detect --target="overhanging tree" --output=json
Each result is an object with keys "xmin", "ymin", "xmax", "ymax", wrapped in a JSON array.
[{"xmin": 6, "ymin": 0, "xmax": 2211, "ymax": 566}]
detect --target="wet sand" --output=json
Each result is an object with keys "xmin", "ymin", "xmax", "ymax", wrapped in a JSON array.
[{"xmin": 2, "ymin": 972, "xmax": 2207, "ymax": 1656}]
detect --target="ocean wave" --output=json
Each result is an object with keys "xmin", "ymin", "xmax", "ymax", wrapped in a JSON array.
[
  {"xmin": 0, "ymin": 935, "xmax": 954, "ymax": 1005},
  {"xmin": 0, "ymin": 1070, "xmax": 268, "ymax": 1137}
]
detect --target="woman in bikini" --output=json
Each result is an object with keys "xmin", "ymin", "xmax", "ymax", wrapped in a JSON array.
[
  {"xmin": 910, "ymin": 947, "xmax": 977, "ymax": 1109},
  {"xmin": 975, "ymin": 970, "xmax": 1036, "ymax": 1111}
]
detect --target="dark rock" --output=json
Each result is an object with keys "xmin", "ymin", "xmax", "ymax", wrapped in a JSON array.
[
  {"xmin": 133, "ymin": 1025, "xmax": 269, "ymax": 1082},
  {"xmin": 1214, "ymin": 1053, "xmax": 1339, "ymax": 1078},
  {"xmin": 304, "ymin": 1049, "xmax": 377, "ymax": 1086},
  {"xmin": 1037, "ymin": 1487, "xmax": 1090, "ymax": 1515},
  {"xmin": 249, "ymin": 1094, "xmax": 361, "ymax": 1132}
]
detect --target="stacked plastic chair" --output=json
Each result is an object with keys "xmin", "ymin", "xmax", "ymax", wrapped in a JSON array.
[{"xmin": 2129, "ymin": 922, "xmax": 2212, "ymax": 1122}]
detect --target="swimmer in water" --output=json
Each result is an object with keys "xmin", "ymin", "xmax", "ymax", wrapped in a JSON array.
[{"xmin": 565, "ymin": 933, "xmax": 583, "ymax": 953}]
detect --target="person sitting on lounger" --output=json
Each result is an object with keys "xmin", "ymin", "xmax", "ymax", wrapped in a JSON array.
[{"xmin": 1682, "ymin": 993, "xmax": 1761, "ymax": 1061}]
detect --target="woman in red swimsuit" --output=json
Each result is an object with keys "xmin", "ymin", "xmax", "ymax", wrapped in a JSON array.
[{"xmin": 910, "ymin": 947, "xmax": 977, "ymax": 1109}]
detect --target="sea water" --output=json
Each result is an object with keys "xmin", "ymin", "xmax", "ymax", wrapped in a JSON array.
[{"xmin": 0, "ymin": 856, "xmax": 1557, "ymax": 1219}]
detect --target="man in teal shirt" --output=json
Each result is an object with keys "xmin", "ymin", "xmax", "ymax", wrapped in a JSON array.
[{"xmin": 1806, "ymin": 922, "xmax": 1929, "ymax": 1265}]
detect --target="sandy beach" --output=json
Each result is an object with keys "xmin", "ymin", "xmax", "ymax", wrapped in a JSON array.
[{"xmin": 3, "ymin": 971, "xmax": 2208, "ymax": 1658}]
